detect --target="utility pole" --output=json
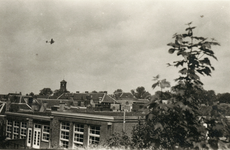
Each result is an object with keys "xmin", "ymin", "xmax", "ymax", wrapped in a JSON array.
[{"xmin": 123, "ymin": 108, "xmax": 126, "ymax": 132}]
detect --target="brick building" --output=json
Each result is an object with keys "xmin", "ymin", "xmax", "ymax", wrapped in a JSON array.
[
  {"xmin": 0, "ymin": 80, "xmax": 147, "ymax": 149},
  {"xmin": 3, "ymin": 106, "xmax": 144, "ymax": 149}
]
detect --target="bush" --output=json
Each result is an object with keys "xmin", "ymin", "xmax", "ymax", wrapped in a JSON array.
[{"xmin": 105, "ymin": 132, "xmax": 132, "ymax": 149}]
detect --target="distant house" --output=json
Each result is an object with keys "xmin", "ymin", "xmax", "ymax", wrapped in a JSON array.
[
  {"xmin": 70, "ymin": 91, "xmax": 118, "ymax": 111},
  {"xmin": 0, "ymin": 94, "xmax": 8, "ymax": 101},
  {"xmin": 132, "ymin": 99, "xmax": 150, "ymax": 112},
  {"xmin": 0, "ymin": 81, "xmax": 147, "ymax": 149},
  {"xmin": 114, "ymin": 92, "xmax": 149, "ymax": 112}
]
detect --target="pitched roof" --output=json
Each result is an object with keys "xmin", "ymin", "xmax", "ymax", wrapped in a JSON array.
[
  {"xmin": 115, "ymin": 92, "xmax": 138, "ymax": 101},
  {"xmin": 91, "ymin": 93, "xmax": 104, "ymax": 100},
  {"xmin": 61, "ymin": 80, "xmax": 67, "ymax": 83},
  {"xmin": 37, "ymin": 99, "xmax": 73, "ymax": 108},
  {"xmin": 101, "ymin": 95, "xmax": 117, "ymax": 103},
  {"xmin": 58, "ymin": 93, "xmax": 74, "ymax": 99},
  {"xmin": 0, "ymin": 102, "xmax": 6, "ymax": 114},
  {"xmin": 120, "ymin": 92, "xmax": 135, "ymax": 98},
  {"xmin": 10, "ymin": 103, "xmax": 32, "ymax": 111},
  {"xmin": 133, "ymin": 99, "xmax": 150, "ymax": 103},
  {"xmin": 73, "ymin": 93, "xmax": 105, "ymax": 102},
  {"xmin": 116, "ymin": 99, "xmax": 149, "ymax": 105},
  {"xmin": 73, "ymin": 93, "xmax": 88, "ymax": 100}
]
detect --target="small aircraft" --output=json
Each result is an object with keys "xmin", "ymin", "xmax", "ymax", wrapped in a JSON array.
[{"xmin": 46, "ymin": 38, "xmax": 55, "ymax": 44}]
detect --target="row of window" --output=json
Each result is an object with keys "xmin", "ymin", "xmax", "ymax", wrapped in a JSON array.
[
  {"xmin": 60, "ymin": 122, "xmax": 100, "ymax": 149},
  {"xmin": 6, "ymin": 120, "xmax": 50, "ymax": 142},
  {"xmin": 6, "ymin": 120, "xmax": 27, "ymax": 139},
  {"xmin": 6, "ymin": 120, "xmax": 100, "ymax": 149}
]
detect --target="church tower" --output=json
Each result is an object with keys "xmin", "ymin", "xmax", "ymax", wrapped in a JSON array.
[{"xmin": 60, "ymin": 80, "xmax": 67, "ymax": 92}]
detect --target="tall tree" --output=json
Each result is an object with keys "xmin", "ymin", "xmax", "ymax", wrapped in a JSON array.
[
  {"xmin": 39, "ymin": 88, "xmax": 53, "ymax": 96},
  {"xmin": 113, "ymin": 89, "xmax": 123, "ymax": 100},
  {"xmin": 131, "ymin": 86, "xmax": 151, "ymax": 99},
  {"xmin": 132, "ymin": 22, "xmax": 220, "ymax": 149},
  {"xmin": 217, "ymin": 93, "xmax": 230, "ymax": 103},
  {"xmin": 196, "ymin": 90, "xmax": 216, "ymax": 105},
  {"xmin": 29, "ymin": 92, "xmax": 35, "ymax": 96}
]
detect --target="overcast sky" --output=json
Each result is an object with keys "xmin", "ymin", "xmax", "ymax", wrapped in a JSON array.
[{"xmin": 0, "ymin": 0, "xmax": 229, "ymax": 95}]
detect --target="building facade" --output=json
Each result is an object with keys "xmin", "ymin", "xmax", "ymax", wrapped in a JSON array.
[
  {"xmin": 0, "ymin": 80, "xmax": 147, "ymax": 149},
  {"xmin": 3, "ymin": 110, "xmax": 144, "ymax": 149}
]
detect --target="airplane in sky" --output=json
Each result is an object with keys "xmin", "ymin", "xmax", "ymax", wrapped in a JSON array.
[{"xmin": 46, "ymin": 38, "xmax": 55, "ymax": 44}]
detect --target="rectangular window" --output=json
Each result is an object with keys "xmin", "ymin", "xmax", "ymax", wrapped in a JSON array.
[
  {"xmin": 13, "ymin": 121, "xmax": 20, "ymax": 139},
  {"xmin": 35, "ymin": 124, "xmax": 41, "ymax": 129},
  {"xmin": 20, "ymin": 122, "xmax": 27, "ymax": 139},
  {"xmin": 27, "ymin": 128, "xmax": 32, "ymax": 146},
  {"xmin": 73, "ymin": 124, "xmax": 84, "ymax": 148},
  {"xmin": 89, "ymin": 126, "xmax": 100, "ymax": 145},
  {"xmin": 33, "ymin": 130, "xmax": 41, "ymax": 146},
  {"xmin": 42, "ymin": 125, "xmax": 50, "ymax": 142},
  {"xmin": 6, "ymin": 120, "xmax": 12, "ymax": 139},
  {"xmin": 60, "ymin": 122, "xmax": 70, "ymax": 148}
]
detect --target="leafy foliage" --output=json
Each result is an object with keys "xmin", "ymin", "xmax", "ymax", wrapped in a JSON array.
[
  {"xmin": 217, "ymin": 93, "xmax": 230, "ymax": 103},
  {"xmin": 152, "ymin": 91, "xmax": 172, "ymax": 101},
  {"xmin": 105, "ymin": 132, "xmax": 132, "ymax": 149},
  {"xmin": 29, "ymin": 92, "xmax": 34, "ymax": 96},
  {"xmin": 132, "ymin": 22, "xmax": 220, "ymax": 149},
  {"xmin": 131, "ymin": 86, "xmax": 151, "ymax": 99},
  {"xmin": 152, "ymin": 75, "xmax": 171, "ymax": 90},
  {"xmin": 113, "ymin": 89, "xmax": 123, "ymax": 100},
  {"xmin": 39, "ymin": 88, "xmax": 53, "ymax": 96}
]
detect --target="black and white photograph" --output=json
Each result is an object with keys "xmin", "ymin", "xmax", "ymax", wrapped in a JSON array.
[{"xmin": 0, "ymin": 0, "xmax": 229, "ymax": 149}]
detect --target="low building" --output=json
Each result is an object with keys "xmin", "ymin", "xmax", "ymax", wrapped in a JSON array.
[
  {"xmin": 0, "ymin": 93, "xmax": 145, "ymax": 149},
  {"xmin": 3, "ymin": 108, "xmax": 144, "ymax": 149},
  {"xmin": 0, "ymin": 81, "xmax": 147, "ymax": 149}
]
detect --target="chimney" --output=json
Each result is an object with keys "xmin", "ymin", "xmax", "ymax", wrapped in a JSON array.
[
  {"xmin": 31, "ymin": 103, "xmax": 36, "ymax": 112},
  {"xmin": 31, "ymin": 99, "xmax": 37, "ymax": 112},
  {"xmin": 76, "ymin": 91, "xmax": 80, "ymax": 93},
  {"xmin": 5, "ymin": 99, "xmax": 11, "ymax": 112},
  {"xmin": 43, "ymin": 101, "xmax": 48, "ymax": 111},
  {"xmin": 99, "ymin": 97, "xmax": 102, "ymax": 103},
  {"xmin": 59, "ymin": 102, "xmax": 65, "ymax": 112}
]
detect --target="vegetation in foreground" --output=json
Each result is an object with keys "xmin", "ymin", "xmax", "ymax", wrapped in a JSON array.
[{"xmin": 103, "ymin": 22, "xmax": 230, "ymax": 150}]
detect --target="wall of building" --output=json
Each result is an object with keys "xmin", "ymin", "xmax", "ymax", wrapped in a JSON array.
[
  {"xmin": 50, "ymin": 117, "xmax": 60, "ymax": 148},
  {"xmin": 0, "ymin": 116, "xmax": 5, "ymax": 138},
  {"xmin": 3, "ymin": 111, "xmax": 144, "ymax": 149},
  {"xmin": 50, "ymin": 115, "xmax": 112, "ymax": 149}
]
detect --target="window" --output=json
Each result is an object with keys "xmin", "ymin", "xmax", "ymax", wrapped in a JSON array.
[
  {"xmin": 89, "ymin": 126, "xmax": 100, "ymax": 145},
  {"xmin": 27, "ymin": 128, "xmax": 32, "ymax": 146},
  {"xmin": 6, "ymin": 120, "xmax": 12, "ymax": 139},
  {"xmin": 33, "ymin": 130, "xmax": 41, "ymax": 146},
  {"xmin": 73, "ymin": 124, "xmax": 84, "ymax": 148},
  {"xmin": 13, "ymin": 121, "xmax": 20, "ymax": 139},
  {"xmin": 42, "ymin": 125, "xmax": 50, "ymax": 142},
  {"xmin": 20, "ymin": 122, "xmax": 27, "ymax": 139},
  {"xmin": 35, "ymin": 124, "xmax": 41, "ymax": 129},
  {"xmin": 60, "ymin": 122, "xmax": 70, "ymax": 148}
]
